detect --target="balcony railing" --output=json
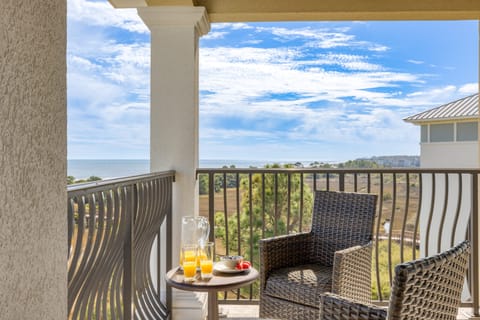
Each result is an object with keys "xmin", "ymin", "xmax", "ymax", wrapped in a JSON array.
[
  {"xmin": 197, "ymin": 167, "xmax": 480, "ymax": 313},
  {"xmin": 65, "ymin": 167, "xmax": 480, "ymax": 319},
  {"xmin": 67, "ymin": 171, "xmax": 175, "ymax": 320}
]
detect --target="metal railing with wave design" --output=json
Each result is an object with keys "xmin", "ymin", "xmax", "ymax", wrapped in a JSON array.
[
  {"xmin": 197, "ymin": 167, "xmax": 480, "ymax": 316},
  {"xmin": 67, "ymin": 171, "xmax": 175, "ymax": 320}
]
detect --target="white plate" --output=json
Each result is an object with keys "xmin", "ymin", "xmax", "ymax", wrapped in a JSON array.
[{"xmin": 213, "ymin": 261, "xmax": 251, "ymax": 274}]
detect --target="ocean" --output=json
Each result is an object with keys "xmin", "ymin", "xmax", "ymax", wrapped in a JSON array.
[{"xmin": 67, "ymin": 159, "xmax": 302, "ymax": 179}]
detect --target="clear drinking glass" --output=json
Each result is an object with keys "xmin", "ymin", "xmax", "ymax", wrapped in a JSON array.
[
  {"xmin": 199, "ymin": 242, "xmax": 214, "ymax": 280},
  {"xmin": 182, "ymin": 244, "xmax": 198, "ymax": 282}
]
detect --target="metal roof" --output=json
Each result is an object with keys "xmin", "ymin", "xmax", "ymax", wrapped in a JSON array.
[{"xmin": 404, "ymin": 93, "xmax": 479, "ymax": 124}]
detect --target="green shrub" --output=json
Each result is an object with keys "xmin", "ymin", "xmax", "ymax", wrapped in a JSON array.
[{"xmin": 372, "ymin": 240, "xmax": 419, "ymax": 300}]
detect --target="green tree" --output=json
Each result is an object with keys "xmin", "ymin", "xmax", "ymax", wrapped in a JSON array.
[
  {"xmin": 67, "ymin": 176, "xmax": 76, "ymax": 185},
  {"xmin": 243, "ymin": 164, "xmax": 313, "ymax": 239},
  {"xmin": 338, "ymin": 159, "xmax": 381, "ymax": 168},
  {"xmin": 309, "ymin": 161, "xmax": 332, "ymax": 168},
  {"xmin": 199, "ymin": 174, "xmax": 209, "ymax": 195},
  {"xmin": 198, "ymin": 173, "xmax": 233, "ymax": 195},
  {"xmin": 69, "ymin": 175, "xmax": 103, "ymax": 185}
]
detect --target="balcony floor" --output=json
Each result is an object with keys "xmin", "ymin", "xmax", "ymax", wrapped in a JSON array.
[
  {"xmin": 218, "ymin": 305, "xmax": 476, "ymax": 319},
  {"xmin": 219, "ymin": 304, "xmax": 258, "ymax": 319}
]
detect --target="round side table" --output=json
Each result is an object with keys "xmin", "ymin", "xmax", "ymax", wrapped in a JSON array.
[{"xmin": 166, "ymin": 266, "xmax": 259, "ymax": 320}]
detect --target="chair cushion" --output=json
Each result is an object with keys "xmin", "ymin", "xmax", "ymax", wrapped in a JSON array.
[{"xmin": 264, "ymin": 264, "xmax": 332, "ymax": 308}]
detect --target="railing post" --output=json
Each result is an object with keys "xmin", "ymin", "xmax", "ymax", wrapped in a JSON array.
[
  {"xmin": 166, "ymin": 177, "xmax": 173, "ymax": 314},
  {"xmin": 124, "ymin": 184, "xmax": 136, "ymax": 320},
  {"xmin": 471, "ymin": 173, "xmax": 480, "ymax": 318},
  {"xmin": 208, "ymin": 172, "xmax": 215, "ymax": 243},
  {"xmin": 339, "ymin": 173, "xmax": 345, "ymax": 191},
  {"xmin": 157, "ymin": 225, "xmax": 161, "ymax": 299}
]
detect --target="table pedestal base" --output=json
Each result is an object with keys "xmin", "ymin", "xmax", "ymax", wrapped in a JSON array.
[{"xmin": 208, "ymin": 292, "xmax": 218, "ymax": 320}]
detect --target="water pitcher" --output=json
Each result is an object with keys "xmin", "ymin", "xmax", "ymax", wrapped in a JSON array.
[
  {"xmin": 181, "ymin": 216, "xmax": 210, "ymax": 246},
  {"xmin": 180, "ymin": 216, "xmax": 210, "ymax": 265}
]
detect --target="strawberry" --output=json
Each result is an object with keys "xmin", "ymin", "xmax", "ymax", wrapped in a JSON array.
[{"xmin": 236, "ymin": 261, "xmax": 251, "ymax": 270}]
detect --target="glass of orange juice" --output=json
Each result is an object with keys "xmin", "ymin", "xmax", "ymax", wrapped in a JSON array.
[
  {"xmin": 182, "ymin": 244, "xmax": 197, "ymax": 282},
  {"xmin": 199, "ymin": 242, "xmax": 214, "ymax": 280}
]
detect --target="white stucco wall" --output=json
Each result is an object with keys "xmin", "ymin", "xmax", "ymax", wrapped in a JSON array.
[
  {"xmin": 0, "ymin": 1, "xmax": 67, "ymax": 319},
  {"xmin": 420, "ymin": 142, "xmax": 479, "ymax": 168}
]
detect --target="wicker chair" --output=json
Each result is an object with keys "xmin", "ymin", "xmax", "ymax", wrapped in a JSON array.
[
  {"xmin": 319, "ymin": 240, "xmax": 471, "ymax": 320},
  {"xmin": 259, "ymin": 190, "xmax": 378, "ymax": 320}
]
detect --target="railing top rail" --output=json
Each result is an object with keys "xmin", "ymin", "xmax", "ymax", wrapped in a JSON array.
[
  {"xmin": 196, "ymin": 167, "xmax": 480, "ymax": 175},
  {"xmin": 67, "ymin": 170, "xmax": 176, "ymax": 197}
]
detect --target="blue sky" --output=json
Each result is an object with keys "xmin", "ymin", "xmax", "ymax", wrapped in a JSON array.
[{"xmin": 67, "ymin": 0, "xmax": 478, "ymax": 162}]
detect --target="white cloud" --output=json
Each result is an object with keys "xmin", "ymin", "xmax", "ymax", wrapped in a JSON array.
[
  {"xmin": 316, "ymin": 53, "xmax": 383, "ymax": 71},
  {"xmin": 68, "ymin": 29, "xmax": 150, "ymax": 89},
  {"xmin": 242, "ymin": 39, "xmax": 263, "ymax": 45},
  {"xmin": 408, "ymin": 59, "xmax": 424, "ymax": 65},
  {"xmin": 367, "ymin": 44, "xmax": 389, "ymax": 52},
  {"xmin": 68, "ymin": 54, "xmax": 101, "ymax": 73},
  {"xmin": 261, "ymin": 26, "xmax": 356, "ymax": 48},
  {"xmin": 256, "ymin": 26, "xmax": 390, "ymax": 52},
  {"xmin": 203, "ymin": 31, "xmax": 229, "ymax": 40},
  {"xmin": 201, "ymin": 128, "xmax": 274, "ymax": 140},
  {"xmin": 459, "ymin": 83, "xmax": 478, "ymax": 95},
  {"xmin": 99, "ymin": 43, "xmax": 150, "ymax": 85},
  {"xmin": 200, "ymin": 46, "xmax": 422, "ymax": 120},
  {"xmin": 406, "ymin": 85, "xmax": 458, "ymax": 104},
  {"xmin": 67, "ymin": 0, "xmax": 151, "ymax": 158},
  {"xmin": 199, "ymin": 37, "xmax": 475, "ymax": 158},
  {"xmin": 230, "ymin": 23, "xmax": 254, "ymax": 30},
  {"xmin": 212, "ymin": 23, "xmax": 254, "ymax": 30},
  {"xmin": 68, "ymin": 0, "xmax": 148, "ymax": 33},
  {"xmin": 68, "ymin": 71, "xmax": 126, "ymax": 106}
]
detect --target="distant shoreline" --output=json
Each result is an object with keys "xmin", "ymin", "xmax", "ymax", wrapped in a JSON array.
[{"xmin": 68, "ymin": 156, "xmax": 419, "ymax": 180}]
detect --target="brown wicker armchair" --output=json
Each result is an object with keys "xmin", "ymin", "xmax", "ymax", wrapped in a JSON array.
[
  {"xmin": 259, "ymin": 190, "xmax": 378, "ymax": 320},
  {"xmin": 319, "ymin": 240, "xmax": 471, "ymax": 320}
]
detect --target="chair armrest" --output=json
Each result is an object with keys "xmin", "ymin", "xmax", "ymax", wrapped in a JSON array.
[
  {"xmin": 259, "ymin": 232, "xmax": 312, "ymax": 289},
  {"xmin": 320, "ymin": 293, "xmax": 387, "ymax": 320},
  {"xmin": 332, "ymin": 242, "xmax": 372, "ymax": 304}
]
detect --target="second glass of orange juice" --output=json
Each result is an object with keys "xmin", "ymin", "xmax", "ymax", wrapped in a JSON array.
[
  {"xmin": 199, "ymin": 242, "xmax": 214, "ymax": 280},
  {"xmin": 182, "ymin": 244, "xmax": 197, "ymax": 282}
]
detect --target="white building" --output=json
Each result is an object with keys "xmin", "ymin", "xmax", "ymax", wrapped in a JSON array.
[
  {"xmin": 405, "ymin": 95, "xmax": 479, "ymax": 300},
  {"xmin": 404, "ymin": 93, "xmax": 479, "ymax": 168}
]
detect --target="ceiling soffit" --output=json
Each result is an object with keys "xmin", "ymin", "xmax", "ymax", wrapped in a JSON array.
[
  {"xmin": 195, "ymin": 0, "xmax": 480, "ymax": 22},
  {"xmin": 110, "ymin": 0, "xmax": 480, "ymax": 21}
]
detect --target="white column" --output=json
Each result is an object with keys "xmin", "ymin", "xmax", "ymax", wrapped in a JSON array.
[
  {"xmin": 139, "ymin": 5, "xmax": 209, "ymax": 263},
  {"xmin": 138, "ymin": 7, "xmax": 210, "ymax": 320}
]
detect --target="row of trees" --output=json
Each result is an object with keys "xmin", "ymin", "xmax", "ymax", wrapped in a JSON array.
[
  {"xmin": 67, "ymin": 175, "xmax": 102, "ymax": 185},
  {"xmin": 199, "ymin": 159, "xmax": 383, "ymax": 195}
]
